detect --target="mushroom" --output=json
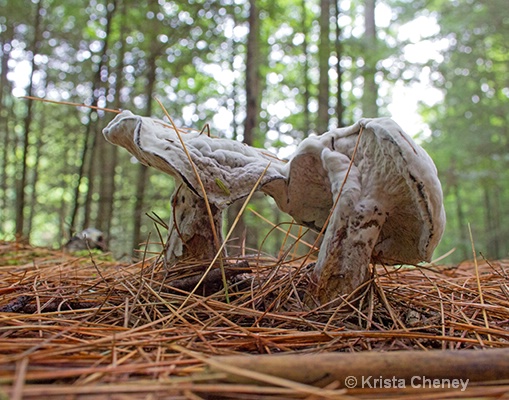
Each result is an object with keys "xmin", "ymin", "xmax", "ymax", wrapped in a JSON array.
[
  {"xmin": 64, "ymin": 228, "xmax": 107, "ymax": 252},
  {"xmin": 278, "ymin": 118, "xmax": 446, "ymax": 304},
  {"xmin": 103, "ymin": 112, "xmax": 445, "ymax": 304},
  {"xmin": 102, "ymin": 111, "xmax": 287, "ymax": 264}
]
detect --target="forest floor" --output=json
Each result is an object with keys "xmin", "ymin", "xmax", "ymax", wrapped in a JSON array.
[{"xmin": 0, "ymin": 240, "xmax": 508, "ymax": 399}]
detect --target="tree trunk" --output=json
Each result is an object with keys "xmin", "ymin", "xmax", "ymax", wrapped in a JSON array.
[
  {"xmin": 58, "ymin": 127, "xmax": 77, "ymax": 243},
  {"xmin": 0, "ymin": 24, "xmax": 11, "ymax": 123},
  {"xmin": 493, "ymin": 186, "xmax": 504, "ymax": 258},
  {"xmin": 243, "ymin": 0, "xmax": 260, "ymax": 147},
  {"xmin": 228, "ymin": 0, "xmax": 261, "ymax": 255},
  {"xmin": 361, "ymin": 0, "xmax": 378, "ymax": 118},
  {"xmin": 15, "ymin": 0, "xmax": 43, "ymax": 239},
  {"xmin": 452, "ymin": 181, "xmax": 468, "ymax": 260},
  {"xmin": 483, "ymin": 184, "xmax": 499, "ymax": 258},
  {"xmin": 82, "ymin": 117, "xmax": 99, "ymax": 230},
  {"xmin": 83, "ymin": 0, "xmax": 116, "ymax": 231},
  {"xmin": 301, "ymin": 0, "xmax": 311, "ymax": 136},
  {"xmin": 0, "ymin": 24, "xmax": 13, "ymax": 228},
  {"xmin": 96, "ymin": 0, "xmax": 125, "ymax": 244},
  {"xmin": 131, "ymin": 44, "xmax": 157, "ymax": 257},
  {"xmin": 68, "ymin": 110, "xmax": 94, "ymax": 236},
  {"xmin": 316, "ymin": 0, "xmax": 330, "ymax": 134},
  {"xmin": 68, "ymin": 1, "xmax": 116, "ymax": 236},
  {"xmin": 334, "ymin": 0, "xmax": 344, "ymax": 127},
  {"xmin": 26, "ymin": 100, "xmax": 47, "ymax": 239}
]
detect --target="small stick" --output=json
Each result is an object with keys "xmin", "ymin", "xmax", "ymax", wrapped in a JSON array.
[
  {"xmin": 210, "ymin": 348, "xmax": 509, "ymax": 388},
  {"xmin": 21, "ymin": 95, "xmax": 121, "ymax": 114}
]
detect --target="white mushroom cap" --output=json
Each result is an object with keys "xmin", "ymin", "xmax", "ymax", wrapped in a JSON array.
[
  {"xmin": 283, "ymin": 118, "xmax": 445, "ymax": 265},
  {"xmin": 103, "ymin": 111, "xmax": 286, "ymax": 208},
  {"xmin": 64, "ymin": 228, "xmax": 106, "ymax": 252}
]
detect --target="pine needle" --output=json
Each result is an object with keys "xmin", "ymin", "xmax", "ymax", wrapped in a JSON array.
[{"xmin": 21, "ymin": 95, "xmax": 121, "ymax": 114}]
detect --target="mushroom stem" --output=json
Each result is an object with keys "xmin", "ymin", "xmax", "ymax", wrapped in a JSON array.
[
  {"xmin": 166, "ymin": 184, "xmax": 224, "ymax": 265},
  {"xmin": 309, "ymin": 147, "xmax": 385, "ymax": 304},
  {"xmin": 313, "ymin": 198, "xmax": 386, "ymax": 303}
]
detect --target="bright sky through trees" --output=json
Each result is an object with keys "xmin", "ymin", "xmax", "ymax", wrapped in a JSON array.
[{"xmin": 8, "ymin": 2, "xmax": 444, "ymax": 143}]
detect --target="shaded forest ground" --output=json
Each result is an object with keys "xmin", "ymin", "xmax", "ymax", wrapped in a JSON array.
[{"xmin": 0, "ymin": 240, "xmax": 508, "ymax": 399}]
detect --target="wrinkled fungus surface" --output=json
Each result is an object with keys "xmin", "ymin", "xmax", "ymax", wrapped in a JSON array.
[{"xmin": 103, "ymin": 111, "xmax": 445, "ymax": 303}]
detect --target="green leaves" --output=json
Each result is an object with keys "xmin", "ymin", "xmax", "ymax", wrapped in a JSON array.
[{"xmin": 418, "ymin": 0, "xmax": 509, "ymax": 261}]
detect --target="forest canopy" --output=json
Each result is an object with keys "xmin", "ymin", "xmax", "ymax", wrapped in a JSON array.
[{"xmin": 1, "ymin": 0, "xmax": 508, "ymax": 263}]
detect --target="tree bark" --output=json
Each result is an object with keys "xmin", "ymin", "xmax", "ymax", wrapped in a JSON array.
[
  {"xmin": 316, "ymin": 0, "xmax": 330, "ymax": 134},
  {"xmin": 0, "ymin": 24, "xmax": 13, "ymax": 228},
  {"xmin": 243, "ymin": 0, "xmax": 260, "ymax": 147},
  {"xmin": 96, "ymin": 0, "xmax": 125, "ymax": 244},
  {"xmin": 68, "ymin": 112, "xmax": 94, "ymax": 236},
  {"xmin": 301, "ymin": 0, "xmax": 311, "ymax": 136},
  {"xmin": 15, "ymin": 0, "xmax": 43, "ymax": 239},
  {"xmin": 361, "ymin": 0, "xmax": 378, "ymax": 118},
  {"xmin": 26, "ymin": 97, "xmax": 47, "ymax": 239},
  {"xmin": 444, "ymin": 158, "xmax": 468, "ymax": 260},
  {"xmin": 83, "ymin": 0, "xmax": 116, "ymax": 231},
  {"xmin": 228, "ymin": 0, "xmax": 261, "ymax": 255},
  {"xmin": 68, "ymin": 0, "xmax": 116, "ymax": 236},
  {"xmin": 334, "ymin": 0, "xmax": 344, "ymax": 127},
  {"xmin": 131, "ymin": 38, "xmax": 158, "ymax": 257},
  {"xmin": 483, "ymin": 183, "xmax": 499, "ymax": 258}
]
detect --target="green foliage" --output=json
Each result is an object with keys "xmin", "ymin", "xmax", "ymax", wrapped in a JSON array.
[{"xmin": 416, "ymin": 0, "xmax": 509, "ymax": 261}]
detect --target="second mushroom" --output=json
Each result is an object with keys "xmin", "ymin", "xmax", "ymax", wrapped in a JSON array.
[{"xmin": 103, "ymin": 111, "xmax": 445, "ymax": 305}]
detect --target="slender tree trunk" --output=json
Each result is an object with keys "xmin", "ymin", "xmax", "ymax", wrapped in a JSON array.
[
  {"xmin": 97, "ymin": 0, "xmax": 125, "ymax": 244},
  {"xmin": 0, "ymin": 106, "xmax": 9, "ymax": 229},
  {"xmin": 452, "ymin": 182, "xmax": 468, "ymax": 260},
  {"xmin": 0, "ymin": 25, "xmax": 13, "ymax": 228},
  {"xmin": 82, "ymin": 116, "xmax": 99, "ymax": 229},
  {"xmin": 59, "ymin": 140, "xmax": 73, "ymax": 243},
  {"xmin": 483, "ymin": 184, "xmax": 499, "ymax": 258},
  {"xmin": 493, "ymin": 187, "xmax": 504, "ymax": 258},
  {"xmin": 0, "ymin": 24, "xmax": 11, "ymax": 122},
  {"xmin": 26, "ymin": 100, "xmax": 47, "ymax": 238},
  {"xmin": 301, "ymin": 0, "xmax": 311, "ymax": 136},
  {"xmin": 229, "ymin": 38, "xmax": 239, "ymax": 140},
  {"xmin": 316, "ymin": 0, "xmax": 330, "ymax": 134},
  {"xmin": 132, "ymin": 165, "xmax": 149, "ymax": 255},
  {"xmin": 83, "ymin": 0, "xmax": 116, "ymax": 230},
  {"xmin": 131, "ymin": 48, "xmax": 157, "ymax": 256},
  {"xmin": 226, "ymin": 36, "xmax": 241, "ymax": 253},
  {"xmin": 334, "ymin": 0, "xmax": 344, "ymax": 127},
  {"xmin": 243, "ymin": 0, "xmax": 260, "ymax": 147},
  {"xmin": 361, "ymin": 0, "xmax": 378, "ymax": 118},
  {"xmin": 228, "ymin": 0, "xmax": 261, "ymax": 255},
  {"xmin": 15, "ymin": 0, "xmax": 43, "ymax": 239},
  {"xmin": 69, "ymin": 0, "xmax": 115, "ymax": 235},
  {"xmin": 68, "ymin": 110, "xmax": 94, "ymax": 235}
]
